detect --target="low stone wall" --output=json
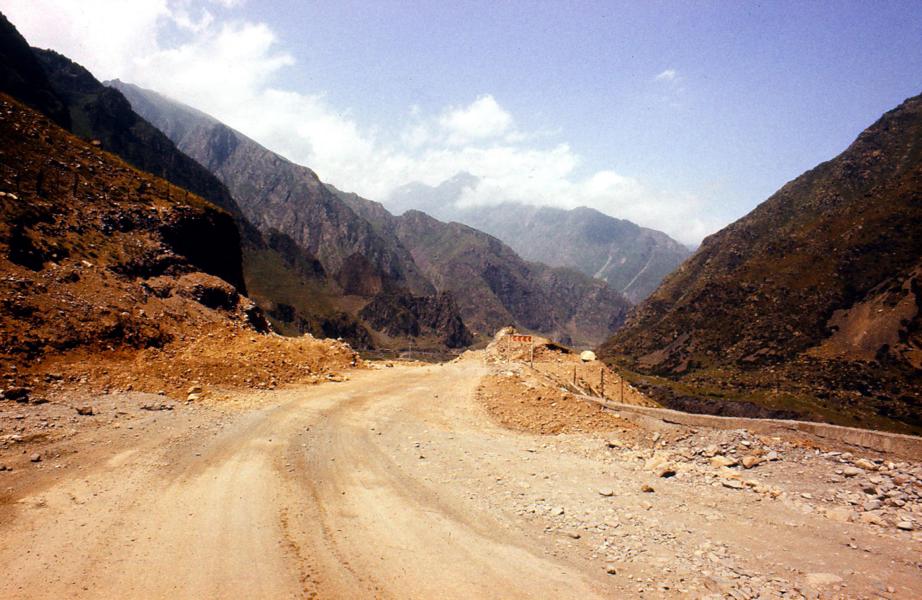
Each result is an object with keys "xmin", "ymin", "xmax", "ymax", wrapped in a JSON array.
[{"xmin": 581, "ymin": 395, "xmax": 922, "ymax": 460}]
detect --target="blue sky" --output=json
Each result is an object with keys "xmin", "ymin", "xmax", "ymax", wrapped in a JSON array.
[{"xmin": 4, "ymin": 0, "xmax": 921, "ymax": 244}]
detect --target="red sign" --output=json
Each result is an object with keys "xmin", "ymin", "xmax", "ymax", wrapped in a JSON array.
[{"xmin": 510, "ymin": 335, "xmax": 533, "ymax": 343}]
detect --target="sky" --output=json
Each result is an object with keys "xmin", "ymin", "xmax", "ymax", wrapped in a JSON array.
[{"xmin": 2, "ymin": 1, "xmax": 921, "ymax": 246}]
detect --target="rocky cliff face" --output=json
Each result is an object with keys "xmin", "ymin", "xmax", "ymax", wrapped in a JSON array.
[
  {"xmin": 601, "ymin": 92, "xmax": 922, "ymax": 433},
  {"xmin": 359, "ymin": 291, "xmax": 472, "ymax": 348},
  {"xmin": 113, "ymin": 80, "xmax": 629, "ymax": 348},
  {"xmin": 359, "ymin": 207, "xmax": 631, "ymax": 347},
  {"xmin": 386, "ymin": 174, "xmax": 690, "ymax": 303},
  {"xmin": 109, "ymin": 80, "xmax": 433, "ymax": 297},
  {"xmin": 0, "ymin": 94, "xmax": 263, "ymax": 367}
]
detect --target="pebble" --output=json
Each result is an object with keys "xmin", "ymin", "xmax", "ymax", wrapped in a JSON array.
[
  {"xmin": 641, "ymin": 484, "xmax": 655, "ymax": 493},
  {"xmin": 30, "ymin": 453, "xmax": 41, "ymax": 463},
  {"xmin": 825, "ymin": 507, "xmax": 853, "ymax": 523},
  {"xmin": 710, "ymin": 456, "xmax": 738, "ymax": 468},
  {"xmin": 598, "ymin": 488, "xmax": 615, "ymax": 497},
  {"xmin": 895, "ymin": 521, "xmax": 913, "ymax": 531},
  {"xmin": 563, "ymin": 530, "xmax": 581, "ymax": 539},
  {"xmin": 863, "ymin": 499, "xmax": 882, "ymax": 511}
]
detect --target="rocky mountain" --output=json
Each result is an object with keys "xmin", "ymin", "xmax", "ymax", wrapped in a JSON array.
[
  {"xmin": 114, "ymin": 81, "xmax": 630, "ymax": 347},
  {"xmin": 0, "ymin": 13, "xmax": 381, "ymax": 348},
  {"xmin": 600, "ymin": 92, "xmax": 922, "ymax": 434},
  {"xmin": 386, "ymin": 174, "xmax": 690, "ymax": 303},
  {"xmin": 32, "ymin": 49, "xmax": 241, "ymax": 217},
  {"xmin": 338, "ymin": 192, "xmax": 630, "ymax": 347},
  {"xmin": 359, "ymin": 291, "xmax": 472, "ymax": 349},
  {"xmin": 0, "ymin": 93, "xmax": 265, "ymax": 368},
  {"xmin": 109, "ymin": 80, "xmax": 432, "ymax": 298},
  {"xmin": 110, "ymin": 79, "xmax": 480, "ymax": 350}
]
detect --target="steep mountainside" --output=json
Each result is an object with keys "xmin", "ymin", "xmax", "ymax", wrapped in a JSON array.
[
  {"xmin": 386, "ymin": 174, "xmax": 690, "ymax": 302},
  {"xmin": 0, "ymin": 93, "xmax": 263, "ymax": 367},
  {"xmin": 0, "ymin": 13, "xmax": 69, "ymax": 129},
  {"xmin": 109, "ymin": 80, "xmax": 432, "ymax": 298},
  {"xmin": 340, "ymin": 194, "xmax": 630, "ymax": 347},
  {"xmin": 33, "ymin": 49, "xmax": 241, "ymax": 216},
  {"xmin": 115, "ymin": 80, "xmax": 628, "ymax": 347},
  {"xmin": 600, "ymin": 93, "xmax": 922, "ymax": 433},
  {"xmin": 0, "ymin": 14, "xmax": 383, "ymax": 348},
  {"xmin": 359, "ymin": 291, "xmax": 472, "ymax": 349}
]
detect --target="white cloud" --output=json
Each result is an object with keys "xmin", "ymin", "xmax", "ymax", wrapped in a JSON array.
[
  {"xmin": 1, "ymin": 0, "xmax": 169, "ymax": 80},
  {"xmin": 438, "ymin": 95, "xmax": 513, "ymax": 144},
  {"xmin": 0, "ymin": 1, "xmax": 716, "ymax": 244}
]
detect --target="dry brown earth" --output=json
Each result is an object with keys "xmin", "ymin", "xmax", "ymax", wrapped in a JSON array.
[{"xmin": 1, "ymin": 351, "xmax": 920, "ymax": 599}]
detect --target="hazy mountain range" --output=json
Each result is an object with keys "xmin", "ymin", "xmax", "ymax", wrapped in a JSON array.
[
  {"xmin": 109, "ymin": 80, "xmax": 631, "ymax": 348},
  {"xmin": 386, "ymin": 173, "xmax": 691, "ymax": 303}
]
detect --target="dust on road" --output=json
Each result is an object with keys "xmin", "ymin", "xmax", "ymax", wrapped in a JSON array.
[{"xmin": 0, "ymin": 356, "xmax": 919, "ymax": 599}]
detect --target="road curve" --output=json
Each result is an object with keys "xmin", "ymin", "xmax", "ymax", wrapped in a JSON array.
[{"xmin": 0, "ymin": 360, "xmax": 609, "ymax": 599}]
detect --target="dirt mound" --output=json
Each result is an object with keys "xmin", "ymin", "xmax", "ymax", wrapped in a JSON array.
[
  {"xmin": 478, "ymin": 369, "xmax": 637, "ymax": 435},
  {"xmin": 478, "ymin": 328, "xmax": 656, "ymax": 435},
  {"xmin": 26, "ymin": 326, "xmax": 359, "ymax": 401}
]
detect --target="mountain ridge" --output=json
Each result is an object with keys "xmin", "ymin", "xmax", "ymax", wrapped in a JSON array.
[
  {"xmin": 385, "ymin": 175, "xmax": 690, "ymax": 302},
  {"xmin": 114, "ymin": 80, "xmax": 631, "ymax": 347},
  {"xmin": 600, "ymin": 91, "xmax": 922, "ymax": 433}
]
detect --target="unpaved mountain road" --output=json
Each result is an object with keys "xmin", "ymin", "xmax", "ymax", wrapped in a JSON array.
[{"xmin": 0, "ymin": 358, "xmax": 919, "ymax": 599}]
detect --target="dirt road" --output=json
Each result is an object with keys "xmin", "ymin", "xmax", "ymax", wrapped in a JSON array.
[{"xmin": 1, "ymin": 358, "xmax": 920, "ymax": 598}]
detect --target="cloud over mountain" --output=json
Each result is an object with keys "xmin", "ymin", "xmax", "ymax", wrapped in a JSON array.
[{"xmin": 3, "ymin": 0, "xmax": 720, "ymax": 244}]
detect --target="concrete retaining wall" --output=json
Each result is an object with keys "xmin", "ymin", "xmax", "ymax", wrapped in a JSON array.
[{"xmin": 580, "ymin": 395, "xmax": 922, "ymax": 460}]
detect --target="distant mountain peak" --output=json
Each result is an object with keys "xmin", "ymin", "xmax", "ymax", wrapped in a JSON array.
[{"xmin": 383, "ymin": 176, "xmax": 690, "ymax": 302}]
